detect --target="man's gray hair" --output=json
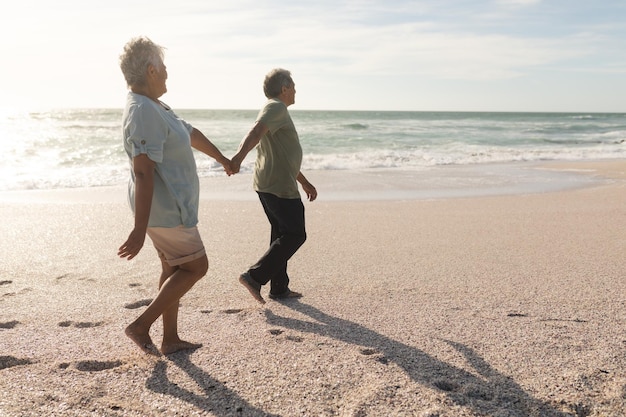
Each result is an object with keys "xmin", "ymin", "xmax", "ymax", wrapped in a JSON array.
[
  {"xmin": 119, "ymin": 36, "xmax": 165, "ymax": 88},
  {"xmin": 263, "ymin": 68, "xmax": 293, "ymax": 99}
]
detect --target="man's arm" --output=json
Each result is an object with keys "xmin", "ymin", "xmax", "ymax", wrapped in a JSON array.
[
  {"xmin": 297, "ymin": 172, "xmax": 317, "ymax": 202},
  {"xmin": 231, "ymin": 121, "xmax": 269, "ymax": 173}
]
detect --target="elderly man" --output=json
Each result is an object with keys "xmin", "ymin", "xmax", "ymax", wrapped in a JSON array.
[{"xmin": 231, "ymin": 68, "xmax": 317, "ymax": 304}]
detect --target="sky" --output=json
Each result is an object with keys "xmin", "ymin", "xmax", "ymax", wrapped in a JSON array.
[{"xmin": 1, "ymin": 0, "xmax": 625, "ymax": 112}]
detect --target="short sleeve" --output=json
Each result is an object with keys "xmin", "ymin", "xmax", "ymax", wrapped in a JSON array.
[
  {"xmin": 125, "ymin": 103, "xmax": 167, "ymax": 163},
  {"xmin": 257, "ymin": 100, "xmax": 287, "ymax": 134},
  {"xmin": 179, "ymin": 118, "xmax": 193, "ymax": 134}
]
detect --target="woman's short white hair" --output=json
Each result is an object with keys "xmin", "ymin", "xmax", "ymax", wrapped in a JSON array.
[{"xmin": 119, "ymin": 36, "xmax": 165, "ymax": 88}]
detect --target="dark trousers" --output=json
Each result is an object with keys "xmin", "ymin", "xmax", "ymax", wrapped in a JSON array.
[{"xmin": 248, "ymin": 192, "xmax": 307, "ymax": 295}]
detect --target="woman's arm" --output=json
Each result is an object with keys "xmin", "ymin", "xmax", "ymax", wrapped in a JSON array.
[
  {"xmin": 118, "ymin": 153, "xmax": 156, "ymax": 260},
  {"xmin": 190, "ymin": 128, "xmax": 233, "ymax": 175}
]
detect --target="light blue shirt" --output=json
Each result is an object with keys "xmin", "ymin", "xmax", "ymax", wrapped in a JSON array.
[{"xmin": 122, "ymin": 92, "xmax": 199, "ymax": 228}]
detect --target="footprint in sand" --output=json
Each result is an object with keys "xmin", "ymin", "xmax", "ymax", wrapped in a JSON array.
[
  {"xmin": 58, "ymin": 321, "xmax": 104, "ymax": 328},
  {"xmin": 75, "ymin": 360, "xmax": 123, "ymax": 372},
  {"xmin": 74, "ymin": 321, "xmax": 104, "ymax": 328},
  {"xmin": 0, "ymin": 355, "xmax": 33, "ymax": 370},
  {"xmin": 268, "ymin": 329, "xmax": 303, "ymax": 342},
  {"xmin": 2, "ymin": 287, "xmax": 32, "ymax": 297},
  {"xmin": 223, "ymin": 309, "xmax": 243, "ymax": 314},
  {"xmin": 128, "ymin": 283, "xmax": 141, "ymax": 288},
  {"xmin": 540, "ymin": 317, "xmax": 588, "ymax": 323},
  {"xmin": 124, "ymin": 299, "xmax": 152, "ymax": 309},
  {"xmin": 433, "ymin": 379, "xmax": 460, "ymax": 392},
  {"xmin": 0, "ymin": 280, "xmax": 12, "ymax": 286},
  {"xmin": 358, "ymin": 348, "xmax": 389, "ymax": 364},
  {"xmin": 465, "ymin": 384, "xmax": 494, "ymax": 401},
  {"xmin": 376, "ymin": 356, "xmax": 389, "ymax": 365},
  {"xmin": 0, "ymin": 320, "xmax": 20, "ymax": 329},
  {"xmin": 200, "ymin": 309, "xmax": 212, "ymax": 314}
]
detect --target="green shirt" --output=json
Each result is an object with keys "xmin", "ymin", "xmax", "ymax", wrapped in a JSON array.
[{"xmin": 253, "ymin": 99, "xmax": 303, "ymax": 199}]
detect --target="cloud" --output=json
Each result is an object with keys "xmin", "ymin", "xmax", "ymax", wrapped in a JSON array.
[
  {"xmin": 0, "ymin": 0, "xmax": 623, "ymax": 111},
  {"xmin": 185, "ymin": 9, "xmax": 590, "ymax": 82}
]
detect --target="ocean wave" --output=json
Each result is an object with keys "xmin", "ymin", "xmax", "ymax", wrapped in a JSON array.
[
  {"xmin": 3, "ymin": 109, "xmax": 626, "ymax": 191},
  {"xmin": 342, "ymin": 123, "xmax": 369, "ymax": 130},
  {"xmin": 3, "ymin": 147, "xmax": 626, "ymax": 192},
  {"xmin": 297, "ymin": 145, "xmax": 626, "ymax": 171}
]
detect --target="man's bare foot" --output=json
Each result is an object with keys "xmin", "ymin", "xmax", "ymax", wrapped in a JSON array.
[
  {"xmin": 125, "ymin": 323, "xmax": 159, "ymax": 356},
  {"xmin": 239, "ymin": 272, "xmax": 265, "ymax": 304},
  {"xmin": 161, "ymin": 340, "xmax": 203, "ymax": 355}
]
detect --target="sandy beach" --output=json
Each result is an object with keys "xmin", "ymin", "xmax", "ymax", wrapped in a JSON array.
[{"xmin": 1, "ymin": 160, "xmax": 625, "ymax": 416}]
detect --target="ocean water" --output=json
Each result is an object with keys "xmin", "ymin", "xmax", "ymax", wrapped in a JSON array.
[{"xmin": 0, "ymin": 108, "xmax": 625, "ymax": 192}]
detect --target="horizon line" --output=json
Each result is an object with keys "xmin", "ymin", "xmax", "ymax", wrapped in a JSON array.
[{"xmin": 4, "ymin": 106, "xmax": 624, "ymax": 115}]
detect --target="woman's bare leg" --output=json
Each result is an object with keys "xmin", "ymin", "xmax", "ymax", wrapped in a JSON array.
[
  {"xmin": 160, "ymin": 255, "xmax": 207, "ymax": 354},
  {"xmin": 126, "ymin": 255, "xmax": 208, "ymax": 354}
]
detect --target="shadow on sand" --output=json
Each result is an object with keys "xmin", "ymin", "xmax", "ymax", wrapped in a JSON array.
[
  {"xmin": 265, "ymin": 300, "xmax": 570, "ymax": 417},
  {"xmin": 146, "ymin": 351, "xmax": 281, "ymax": 417}
]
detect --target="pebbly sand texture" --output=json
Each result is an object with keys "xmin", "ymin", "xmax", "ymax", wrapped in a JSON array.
[{"xmin": 1, "ymin": 160, "xmax": 625, "ymax": 416}]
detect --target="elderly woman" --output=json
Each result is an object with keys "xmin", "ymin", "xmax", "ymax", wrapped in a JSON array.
[{"xmin": 118, "ymin": 36, "xmax": 232, "ymax": 355}]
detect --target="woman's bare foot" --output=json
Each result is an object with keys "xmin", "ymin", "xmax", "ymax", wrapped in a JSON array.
[
  {"xmin": 125, "ymin": 323, "xmax": 159, "ymax": 355},
  {"xmin": 161, "ymin": 339, "xmax": 203, "ymax": 355}
]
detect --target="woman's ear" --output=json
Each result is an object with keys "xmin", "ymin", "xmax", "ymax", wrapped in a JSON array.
[{"xmin": 146, "ymin": 64, "xmax": 157, "ymax": 78}]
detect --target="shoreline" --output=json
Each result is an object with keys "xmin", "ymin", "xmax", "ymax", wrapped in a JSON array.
[{"xmin": 0, "ymin": 159, "xmax": 623, "ymax": 204}]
